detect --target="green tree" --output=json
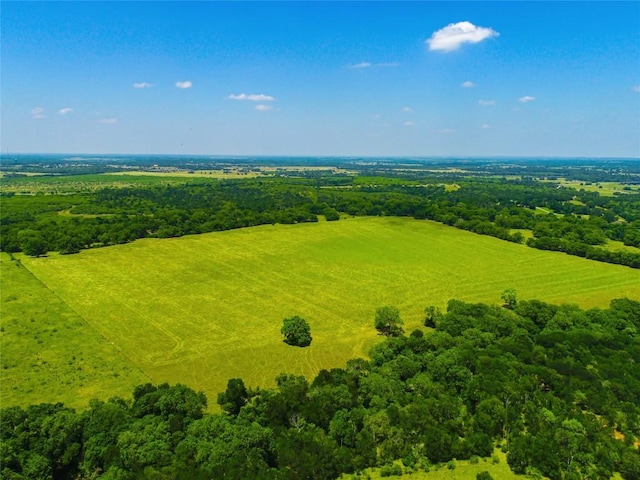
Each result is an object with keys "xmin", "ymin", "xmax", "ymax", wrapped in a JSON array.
[
  {"xmin": 501, "ymin": 288, "xmax": 517, "ymax": 309},
  {"xmin": 217, "ymin": 378, "xmax": 248, "ymax": 416},
  {"xmin": 375, "ymin": 306, "xmax": 404, "ymax": 337},
  {"xmin": 424, "ymin": 305, "xmax": 443, "ymax": 328},
  {"xmin": 281, "ymin": 316, "xmax": 312, "ymax": 347},
  {"xmin": 18, "ymin": 229, "xmax": 47, "ymax": 257}
]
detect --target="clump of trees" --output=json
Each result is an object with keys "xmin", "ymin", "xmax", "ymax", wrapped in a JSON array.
[
  {"xmin": 281, "ymin": 315, "xmax": 312, "ymax": 347},
  {"xmin": 1, "ymin": 297, "xmax": 640, "ymax": 479}
]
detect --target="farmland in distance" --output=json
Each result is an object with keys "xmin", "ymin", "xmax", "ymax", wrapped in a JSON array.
[{"xmin": 14, "ymin": 216, "xmax": 640, "ymax": 408}]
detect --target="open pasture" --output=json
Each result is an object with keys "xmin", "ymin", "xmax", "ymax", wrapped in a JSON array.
[
  {"xmin": 0, "ymin": 253, "xmax": 148, "ymax": 409},
  {"xmin": 18, "ymin": 217, "xmax": 640, "ymax": 406}
]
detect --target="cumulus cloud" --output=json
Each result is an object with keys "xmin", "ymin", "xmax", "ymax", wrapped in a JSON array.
[
  {"xmin": 519, "ymin": 95, "xmax": 536, "ymax": 103},
  {"xmin": 175, "ymin": 81, "xmax": 192, "ymax": 89},
  {"xmin": 403, "ymin": 121, "xmax": 415, "ymax": 126},
  {"xmin": 228, "ymin": 93, "xmax": 275, "ymax": 101},
  {"xmin": 349, "ymin": 61, "xmax": 399, "ymax": 69},
  {"xmin": 98, "ymin": 117, "xmax": 118, "ymax": 124},
  {"xmin": 482, "ymin": 124, "xmax": 491, "ymax": 129},
  {"xmin": 402, "ymin": 107, "xmax": 413, "ymax": 112},
  {"xmin": 633, "ymin": 85, "xmax": 640, "ymax": 93},
  {"xmin": 133, "ymin": 82, "xmax": 153, "ymax": 88},
  {"xmin": 31, "ymin": 107, "xmax": 46, "ymax": 119},
  {"xmin": 427, "ymin": 21, "xmax": 499, "ymax": 52},
  {"xmin": 58, "ymin": 107, "xmax": 73, "ymax": 115},
  {"xmin": 478, "ymin": 99, "xmax": 496, "ymax": 106},
  {"xmin": 440, "ymin": 128, "xmax": 455, "ymax": 134},
  {"xmin": 461, "ymin": 81, "xmax": 476, "ymax": 88},
  {"xmin": 255, "ymin": 104, "xmax": 273, "ymax": 111}
]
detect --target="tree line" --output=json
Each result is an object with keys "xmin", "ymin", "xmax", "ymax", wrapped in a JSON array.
[
  {"xmin": 1, "ymin": 175, "xmax": 639, "ymax": 267},
  {"xmin": 2, "ymin": 297, "xmax": 639, "ymax": 479}
]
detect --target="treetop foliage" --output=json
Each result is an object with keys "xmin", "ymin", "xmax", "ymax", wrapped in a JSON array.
[{"xmin": 281, "ymin": 316, "xmax": 312, "ymax": 347}]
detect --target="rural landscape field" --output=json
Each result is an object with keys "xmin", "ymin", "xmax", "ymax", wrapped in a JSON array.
[
  {"xmin": 2, "ymin": 156, "xmax": 640, "ymax": 479},
  {"xmin": 2, "ymin": 1, "xmax": 640, "ymax": 478},
  {"xmin": 7, "ymin": 215, "xmax": 639, "ymax": 409}
]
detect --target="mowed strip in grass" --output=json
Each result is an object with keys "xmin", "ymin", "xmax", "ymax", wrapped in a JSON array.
[
  {"xmin": 0, "ymin": 253, "xmax": 149, "ymax": 409},
  {"xmin": 20, "ymin": 217, "xmax": 640, "ymax": 406}
]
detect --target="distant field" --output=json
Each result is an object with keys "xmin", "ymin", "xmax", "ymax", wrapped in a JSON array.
[
  {"xmin": 552, "ymin": 179, "xmax": 639, "ymax": 196},
  {"xmin": 16, "ymin": 217, "xmax": 640, "ymax": 407},
  {"xmin": 0, "ymin": 173, "xmax": 198, "ymax": 194},
  {"xmin": 0, "ymin": 253, "xmax": 148, "ymax": 409}
]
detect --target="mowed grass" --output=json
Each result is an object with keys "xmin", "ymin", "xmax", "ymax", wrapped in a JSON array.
[
  {"xmin": 0, "ymin": 253, "xmax": 149, "ymax": 409},
  {"xmin": 18, "ymin": 217, "xmax": 640, "ymax": 407}
]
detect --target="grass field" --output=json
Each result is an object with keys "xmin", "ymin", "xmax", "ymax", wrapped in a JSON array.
[
  {"xmin": 345, "ymin": 450, "xmax": 524, "ymax": 480},
  {"xmin": 550, "ymin": 179, "xmax": 639, "ymax": 196},
  {"xmin": 12, "ymin": 217, "xmax": 639, "ymax": 409},
  {"xmin": 0, "ymin": 253, "xmax": 148, "ymax": 409}
]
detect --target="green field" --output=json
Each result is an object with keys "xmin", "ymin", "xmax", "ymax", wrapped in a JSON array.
[
  {"xmin": 9, "ymin": 216, "xmax": 638, "ymax": 408},
  {"xmin": 346, "ymin": 450, "xmax": 523, "ymax": 480},
  {"xmin": 0, "ymin": 253, "xmax": 148, "ymax": 409}
]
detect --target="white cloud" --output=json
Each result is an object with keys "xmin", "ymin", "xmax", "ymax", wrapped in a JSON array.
[
  {"xmin": 482, "ymin": 124, "xmax": 491, "ymax": 129},
  {"xmin": 519, "ymin": 95, "xmax": 536, "ymax": 103},
  {"xmin": 58, "ymin": 107, "xmax": 73, "ymax": 115},
  {"xmin": 402, "ymin": 107, "xmax": 413, "ymax": 112},
  {"xmin": 403, "ymin": 121, "xmax": 415, "ymax": 126},
  {"xmin": 133, "ymin": 82, "xmax": 153, "ymax": 88},
  {"xmin": 255, "ymin": 104, "xmax": 273, "ymax": 111},
  {"xmin": 633, "ymin": 85, "xmax": 640, "ymax": 93},
  {"xmin": 349, "ymin": 61, "xmax": 399, "ymax": 69},
  {"xmin": 228, "ymin": 93, "xmax": 275, "ymax": 102},
  {"xmin": 440, "ymin": 128, "xmax": 455, "ymax": 134},
  {"xmin": 427, "ymin": 21, "xmax": 499, "ymax": 52},
  {"xmin": 175, "ymin": 81, "xmax": 192, "ymax": 89},
  {"xmin": 461, "ymin": 81, "xmax": 476, "ymax": 88},
  {"xmin": 31, "ymin": 107, "xmax": 45, "ymax": 119},
  {"xmin": 98, "ymin": 117, "xmax": 118, "ymax": 124},
  {"xmin": 478, "ymin": 99, "xmax": 496, "ymax": 106}
]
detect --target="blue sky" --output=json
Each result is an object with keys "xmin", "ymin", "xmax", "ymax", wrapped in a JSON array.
[{"xmin": 2, "ymin": 1, "xmax": 639, "ymax": 157}]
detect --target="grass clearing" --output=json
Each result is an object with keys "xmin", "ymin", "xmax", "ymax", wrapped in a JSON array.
[
  {"xmin": 550, "ymin": 179, "xmax": 638, "ymax": 197},
  {"xmin": 0, "ymin": 253, "xmax": 148, "ymax": 409},
  {"xmin": 14, "ymin": 217, "xmax": 640, "ymax": 408},
  {"xmin": 348, "ymin": 450, "xmax": 524, "ymax": 479}
]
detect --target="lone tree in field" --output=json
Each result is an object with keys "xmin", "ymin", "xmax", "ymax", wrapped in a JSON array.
[
  {"xmin": 281, "ymin": 316, "xmax": 312, "ymax": 347},
  {"xmin": 501, "ymin": 288, "xmax": 518, "ymax": 309},
  {"xmin": 374, "ymin": 305, "xmax": 404, "ymax": 336}
]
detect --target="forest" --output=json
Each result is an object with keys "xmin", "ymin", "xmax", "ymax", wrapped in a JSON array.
[{"xmin": 2, "ymin": 297, "xmax": 639, "ymax": 479}]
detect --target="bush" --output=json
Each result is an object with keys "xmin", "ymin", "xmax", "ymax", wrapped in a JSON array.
[
  {"xmin": 380, "ymin": 464, "xmax": 403, "ymax": 477},
  {"xmin": 477, "ymin": 472, "xmax": 494, "ymax": 480}
]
